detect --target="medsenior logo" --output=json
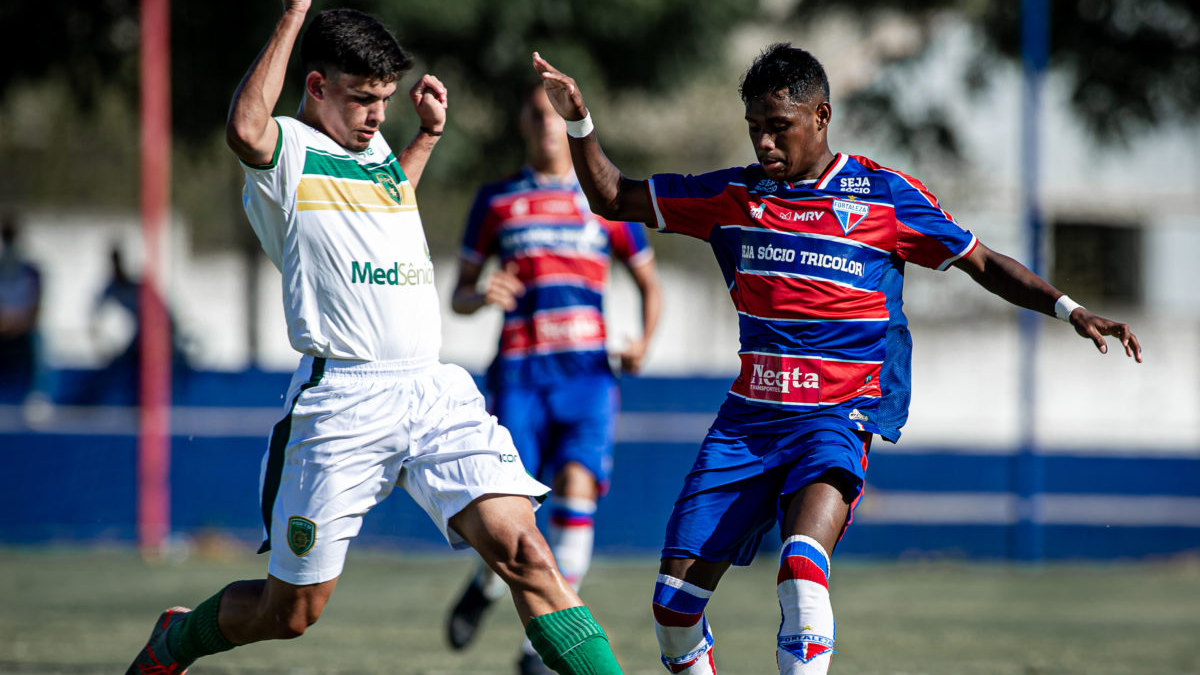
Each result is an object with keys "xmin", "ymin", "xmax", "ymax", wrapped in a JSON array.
[{"xmin": 349, "ymin": 259, "xmax": 435, "ymax": 286}]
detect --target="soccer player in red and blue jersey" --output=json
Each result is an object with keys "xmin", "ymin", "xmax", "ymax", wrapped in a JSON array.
[
  {"xmin": 445, "ymin": 83, "xmax": 662, "ymax": 675},
  {"xmin": 534, "ymin": 44, "xmax": 1141, "ymax": 675}
]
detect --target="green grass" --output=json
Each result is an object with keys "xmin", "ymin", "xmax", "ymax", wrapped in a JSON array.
[{"xmin": 1, "ymin": 546, "xmax": 1198, "ymax": 674}]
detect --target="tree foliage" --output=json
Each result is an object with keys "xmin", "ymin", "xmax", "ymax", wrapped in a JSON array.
[{"xmin": 791, "ymin": 0, "xmax": 1200, "ymax": 159}]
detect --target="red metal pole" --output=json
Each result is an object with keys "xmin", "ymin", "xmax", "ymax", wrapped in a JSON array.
[{"xmin": 138, "ymin": 0, "xmax": 172, "ymax": 559}]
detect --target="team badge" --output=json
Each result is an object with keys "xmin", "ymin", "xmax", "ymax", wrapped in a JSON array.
[
  {"xmin": 779, "ymin": 634, "xmax": 835, "ymax": 664},
  {"xmin": 754, "ymin": 179, "xmax": 778, "ymax": 194},
  {"xmin": 373, "ymin": 172, "xmax": 403, "ymax": 204},
  {"xmin": 831, "ymin": 198, "xmax": 869, "ymax": 235},
  {"xmin": 750, "ymin": 203, "xmax": 766, "ymax": 220},
  {"xmin": 287, "ymin": 516, "xmax": 316, "ymax": 557}
]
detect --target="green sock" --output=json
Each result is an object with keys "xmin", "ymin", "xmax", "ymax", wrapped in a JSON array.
[
  {"xmin": 168, "ymin": 585, "xmax": 237, "ymax": 664},
  {"xmin": 525, "ymin": 606, "xmax": 623, "ymax": 675}
]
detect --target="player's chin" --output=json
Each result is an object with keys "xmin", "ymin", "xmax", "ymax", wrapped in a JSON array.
[
  {"xmin": 761, "ymin": 161, "xmax": 788, "ymax": 180},
  {"xmin": 352, "ymin": 131, "xmax": 376, "ymax": 149}
]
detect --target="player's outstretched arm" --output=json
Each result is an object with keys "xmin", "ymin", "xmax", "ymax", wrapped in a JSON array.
[
  {"xmin": 226, "ymin": 0, "xmax": 311, "ymax": 166},
  {"xmin": 398, "ymin": 74, "xmax": 448, "ymax": 189},
  {"xmin": 954, "ymin": 243, "xmax": 1143, "ymax": 362},
  {"xmin": 532, "ymin": 52, "xmax": 654, "ymax": 224}
]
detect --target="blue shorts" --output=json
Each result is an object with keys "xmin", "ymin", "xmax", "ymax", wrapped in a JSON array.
[
  {"xmin": 661, "ymin": 417, "xmax": 871, "ymax": 566},
  {"xmin": 493, "ymin": 373, "xmax": 619, "ymax": 493}
]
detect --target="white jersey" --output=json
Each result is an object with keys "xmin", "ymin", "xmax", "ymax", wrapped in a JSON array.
[{"xmin": 240, "ymin": 116, "xmax": 441, "ymax": 361}]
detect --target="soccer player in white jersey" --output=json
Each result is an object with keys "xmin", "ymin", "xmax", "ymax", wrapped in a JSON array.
[{"xmin": 125, "ymin": 4, "xmax": 624, "ymax": 675}]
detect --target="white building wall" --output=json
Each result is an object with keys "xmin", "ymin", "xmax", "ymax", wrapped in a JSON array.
[{"xmin": 10, "ymin": 16, "xmax": 1196, "ymax": 452}]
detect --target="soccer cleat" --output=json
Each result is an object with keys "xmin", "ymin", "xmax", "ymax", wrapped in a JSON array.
[
  {"xmin": 517, "ymin": 650, "xmax": 556, "ymax": 675},
  {"xmin": 446, "ymin": 578, "xmax": 495, "ymax": 650},
  {"xmin": 125, "ymin": 606, "xmax": 193, "ymax": 675}
]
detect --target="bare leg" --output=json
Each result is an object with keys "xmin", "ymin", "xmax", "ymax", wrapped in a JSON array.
[
  {"xmin": 449, "ymin": 494, "xmax": 580, "ymax": 624},
  {"xmin": 217, "ymin": 575, "xmax": 338, "ymax": 644}
]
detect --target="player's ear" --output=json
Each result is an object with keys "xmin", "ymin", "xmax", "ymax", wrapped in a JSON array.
[
  {"xmin": 305, "ymin": 70, "xmax": 326, "ymax": 101},
  {"xmin": 815, "ymin": 100, "xmax": 832, "ymax": 131}
]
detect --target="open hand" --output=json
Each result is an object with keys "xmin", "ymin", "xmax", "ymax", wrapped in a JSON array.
[
  {"xmin": 1070, "ymin": 309, "xmax": 1142, "ymax": 362},
  {"xmin": 532, "ymin": 52, "xmax": 588, "ymax": 122}
]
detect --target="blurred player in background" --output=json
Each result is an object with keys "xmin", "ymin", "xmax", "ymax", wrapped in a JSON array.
[
  {"xmin": 534, "ymin": 44, "xmax": 1141, "ymax": 675},
  {"xmin": 0, "ymin": 214, "xmax": 42, "ymax": 403},
  {"xmin": 445, "ymin": 82, "xmax": 661, "ymax": 675},
  {"xmin": 125, "ymin": 4, "xmax": 625, "ymax": 675}
]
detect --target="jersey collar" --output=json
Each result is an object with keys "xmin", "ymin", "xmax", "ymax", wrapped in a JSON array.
[{"xmin": 814, "ymin": 153, "xmax": 848, "ymax": 190}]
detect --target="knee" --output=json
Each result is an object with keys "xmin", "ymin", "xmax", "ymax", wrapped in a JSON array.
[
  {"xmin": 271, "ymin": 604, "xmax": 322, "ymax": 640},
  {"xmin": 256, "ymin": 593, "xmax": 326, "ymax": 641},
  {"xmin": 490, "ymin": 529, "xmax": 559, "ymax": 589}
]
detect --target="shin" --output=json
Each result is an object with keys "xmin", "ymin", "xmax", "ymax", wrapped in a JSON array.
[
  {"xmin": 776, "ymin": 536, "xmax": 834, "ymax": 674},
  {"xmin": 652, "ymin": 574, "xmax": 716, "ymax": 675}
]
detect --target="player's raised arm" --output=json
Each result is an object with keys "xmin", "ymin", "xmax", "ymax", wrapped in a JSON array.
[
  {"xmin": 397, "ymin": 73, "xmax": 448, "ymax": 189},
  {"xmin": 226, "ymin": 1, "xmax": 310, "ymax": 166},
  {"xmin": 954, "ymin": 242, "xmax": 1142, "ymax": 361},
  {"xmin": 532, "ymin": 52, "xmax": 653, "ymax": 224}
]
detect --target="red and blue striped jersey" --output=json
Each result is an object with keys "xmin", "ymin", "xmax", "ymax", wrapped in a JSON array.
[
  {"xmin": 647, "ymin": 153, "xmax": 977, "ymax": 441},
  {"xmin": 461, "ymin": 166, "xmax": 654, "ymax": 386}
]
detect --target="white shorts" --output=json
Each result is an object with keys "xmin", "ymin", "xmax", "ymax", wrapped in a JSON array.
[{"xmin": 259, "ymin": 354, "xmax": 549, "ymax": 585}]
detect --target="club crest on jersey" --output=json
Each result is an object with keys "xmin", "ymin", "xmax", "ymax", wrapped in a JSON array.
[
  {"xmin": 831, "ymin": 199, "xmax": 869, "ymax": 235},
  {"xmin": 373, "ymin": 172, "xmax": 403, "ymax": 204},
  {"xmin": 754, "ymin": 179, "xmax": 779, "ymax": 194},
  {"xmin": 750, "ymin": 203, "xmax": 766, "ymax": 220},
  {"xmin": 287, "ymin": 516, "xmax": 316, "ymax": 557}
]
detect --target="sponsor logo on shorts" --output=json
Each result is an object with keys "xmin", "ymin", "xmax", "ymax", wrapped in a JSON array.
[
  {"xmin": 848, "ymin": 408, "xmax": 870, "ymax": 422},
  {"xmin": 287, "ymin": 516, "xmax": 317, "ymax": 557},
  {"xmin": 498, "ymin": 453, "xmax": 519, "ymax": 464}
]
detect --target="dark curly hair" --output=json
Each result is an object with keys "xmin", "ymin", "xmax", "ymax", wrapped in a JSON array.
[
  {"xmin": 739, "ymin": 43, "xmax": 829, "ymax": 105},
  {"xmin": 300, "ymin": 9, "xmax": 414, "ymax": 83}
]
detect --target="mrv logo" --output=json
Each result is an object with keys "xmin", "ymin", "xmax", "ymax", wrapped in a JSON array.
[
  {"xmin": 350, "ymin": 260, "xmax": 434, "ymax": 286},
  {"xmin": 750, "ymin": 363, "xmax": 819, "ymax": 394}
]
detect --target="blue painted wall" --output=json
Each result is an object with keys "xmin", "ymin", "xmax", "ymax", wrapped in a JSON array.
[{"xmin": 2, "ymin": 368, "xmax": 1197, "ymax": 560}]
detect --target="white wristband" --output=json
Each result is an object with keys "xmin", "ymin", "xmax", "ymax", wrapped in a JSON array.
[
  {"xmin": 1054, "ymin": 294, "xmax": 1083, "ymax": 322},
  {"xmin": 564, "ymin": 112, "xmax": 594, "ymax": 138}
]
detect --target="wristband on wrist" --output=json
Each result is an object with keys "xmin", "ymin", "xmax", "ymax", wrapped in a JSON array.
[
  {"xmin": 564, "ymin": 112, "xmax": 594, "ymax": 138},
  {"xmin": 1054, "ymin": 294, "xmax": 1083, "ymax": 322},
  {"xmin": 419, "ymin": 126, "xmax": 443, "ymax": 136}
]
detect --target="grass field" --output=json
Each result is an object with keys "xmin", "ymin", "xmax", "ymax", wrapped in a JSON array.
[{"xmin": 2, "ymin": 546, "xmax": 1198, "ymax": 675}]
